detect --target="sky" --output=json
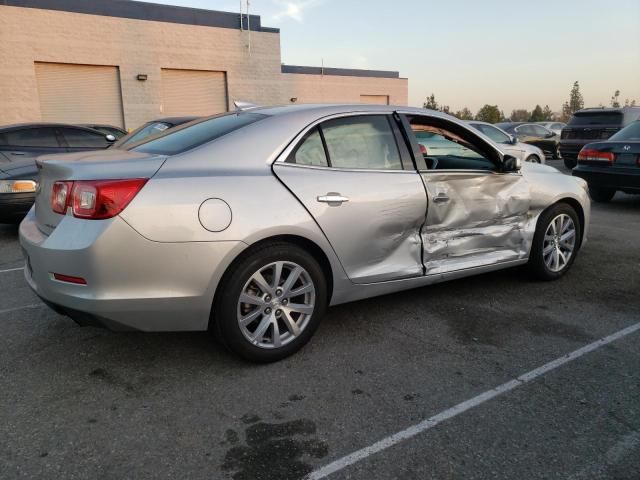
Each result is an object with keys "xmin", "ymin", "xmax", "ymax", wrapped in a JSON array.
[{"xmin": 148, "ymin": 0, "xmax": 640, "ymax": 114}]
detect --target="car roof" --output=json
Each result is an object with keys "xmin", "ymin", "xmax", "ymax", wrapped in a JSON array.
[{"xmin": 0, "ymin": 122, "xmax": 106, "ymax": 132}]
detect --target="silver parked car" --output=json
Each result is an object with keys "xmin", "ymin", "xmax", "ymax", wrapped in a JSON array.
[
  {"xmin": 467, "ymin": 121, "xmax": 546, "ymax": 164},
  {"xmin": 20, "ymin": 105, "xmax": 590, "ymax": 362},
  {"xmin": 537, "ymin": 121, "xmax": 566, "ymax": 136}
]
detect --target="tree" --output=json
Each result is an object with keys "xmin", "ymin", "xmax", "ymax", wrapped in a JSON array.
[
  {"xmin": 510, "ymin": 109, "xmax": 530, "ymax": 122},
  {"xmin": 453, "ymin": 107, "xmax": 474, "ymax": 120},
  {"xmin": 423, "ymin": 93, "xmax": 438, "ymax": 110},
  {"xmin": 624, "ymin": 98, "xmax": 637, "ymax": 107},
  {"xmin": 529, "ymin": 104, "xmax": 545, "ymax": 122},
  {"xmin": 542, "ymin": 105, "xmax": 554, "ymax": 121},
  {"xmin": 610, "ymin": 90, "xmax": 621, "ymax": 108},
  {"xmin": 475, "ymin": 104, "xmax": 504, "ymax": 124},
  {"xmin": 561, "ymin": 81, "xmax": 584, "ymax": 121}
]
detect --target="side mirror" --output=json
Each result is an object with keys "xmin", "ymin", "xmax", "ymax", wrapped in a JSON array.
[
  {"xmin": 546, "ymin": 132, "xmax": 555, "ymax": 138},
  {"xmin": 105, "ymin": 134, "xmax": 116, "ymax": 142},
  {"xmin": 510, "ymin": 135, "xmax": 518, "ymax": 145},
  {"xmin": 503, "ymin": 155, "xmax": 521, "ymax": 172}
]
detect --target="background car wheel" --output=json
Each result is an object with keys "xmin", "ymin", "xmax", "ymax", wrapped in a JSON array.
[
  {"xmin": 212, "ymin": 242, "xmax": 328, "ymax": 362},
  {"xmin": 553, "ymin": 146, "xmax": 561, "ymax": 160},
  {"xmin": 563, "ymin": 157, "xmax": 577, "ymax": 169},
  {"xmin": 588, "ymin": 186, "xmax": 616, "ymax": 203},
  {"xmin": 526, "ymin": 154, "xmax": 541, "ymax": 164},
  {"xmin": 527, "ymin": 203, "xmax": 581, "ymax": 281}
]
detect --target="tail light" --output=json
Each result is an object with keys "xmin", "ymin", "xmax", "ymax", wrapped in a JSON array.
[
  {"xmin": 577, "ymin": 148, "xmax": 615, "ymax": 164},
  {"xmin": 51, "ymin": 179, "xmax": 147, "ymax": 219}
]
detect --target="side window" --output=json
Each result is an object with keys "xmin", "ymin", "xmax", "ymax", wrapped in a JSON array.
[
  {"xmin": 321, "ymin": 116, "xmax": 403, "ymax": 170},
  {"xmin": 3, "ymin": 128, "xmax": 60, "ymax": 148},
  {"xmin": 410, "ymin": 119, "xmax": 495, "ymax": 171},
  {"xmin": 59, "ymin": 128, "xmax": 109, "ymax": 148},
  {"xmin": 515, "ymin": 125, "xmax": 530, "ymax": 136},
  {"xmin": 286, "ymin": 128, "xmax": 328, "ymax": 167},
  {"xmin": 532, "ymin": 125, "xmax": 551, "ymax": 136}
]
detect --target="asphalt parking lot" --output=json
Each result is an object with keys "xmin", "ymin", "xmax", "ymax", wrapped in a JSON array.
[{"xmin": 1, "ymin": 160, "xmax": 639, "ymax": 480}]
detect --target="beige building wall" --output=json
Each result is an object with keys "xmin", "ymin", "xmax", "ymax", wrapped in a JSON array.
[
  {"xmin": 282, "ymin": 74, "xmax": 408, "ymax": 106},
  {"xmin": 0, "ymin": 4, "xmax": 408, "ymax": 130}
]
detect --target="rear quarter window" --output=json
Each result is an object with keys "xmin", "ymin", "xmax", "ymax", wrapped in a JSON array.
[{"xmin": 133, "ymin": 113, "xmax": 267, "ymax": 156}]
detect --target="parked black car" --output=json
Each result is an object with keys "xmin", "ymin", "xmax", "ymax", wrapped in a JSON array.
[
  {"xmin": 111, "ymin": 116, "xmax": 199, "ymax": 149},
  {"xmin": 495, "ymin": 122, "xmax": 560, "ymax": 159},
  {"xmin": 0, "ymin": 123, "xmax": 115, "ymax": 223},
  {"xmin": 81, "ymin": 124, "xmax": 127, "ymax": 138},
  {"xmin": 572, "ymin": 121, "xmax": 640, "ymax": 202},
  {"xmin": 560, "ymin": 107, "xmax": 640, "ymax": 169}
]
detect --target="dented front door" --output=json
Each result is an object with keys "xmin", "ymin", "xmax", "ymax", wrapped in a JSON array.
[{"xmin": 421, "ymin": 171, "xmax": 530, "ymax": 274}]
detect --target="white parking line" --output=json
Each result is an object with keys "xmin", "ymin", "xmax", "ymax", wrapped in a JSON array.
[
  {"xmin": 0, "ymin": 266, "xmax": 24, "ymax": 274},
  {"xmin": 307, "ymin": 321, "xmax": 640, "ymax": 480},
  {"xmin": 0, "ymin": 304, "xmax": 42, "ymax": 315}
]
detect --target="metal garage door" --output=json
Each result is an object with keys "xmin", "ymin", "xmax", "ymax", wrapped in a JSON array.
[
  {"xmin": 360, "ymin": 95, "xmax": 389, "ymax": 105},
  {"xmin": 35, "ymin": 63, "xmax": 125, "ymax": 128},
  {"xmin": 161, "ymin": 69, "xmax": 228, "ymax": 117}
]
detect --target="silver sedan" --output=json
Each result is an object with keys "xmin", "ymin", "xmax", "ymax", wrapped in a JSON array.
[
  {"xmin": 468, "ymin": 120, "xmax": 547, "ymax": 163},
  {"xmin": 20, "ymin": 105, "xmax": 590, "ymax": 362}
]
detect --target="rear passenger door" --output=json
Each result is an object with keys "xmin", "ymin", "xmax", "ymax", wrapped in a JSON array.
[
  {"xmin": 57, "ymin": 127, "xmax": 111, "ymax": 151},
  {"xmin": 0, "ymin": 127, "xmax": 66, "ymax": 161},
  {"xmin": 273, "ymin": 114, "xmax": 427, "ymax": 284}
]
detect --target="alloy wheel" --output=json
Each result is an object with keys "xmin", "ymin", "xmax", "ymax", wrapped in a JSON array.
[
  {"xmin": 542, "ymin": 214, "xmax": 576, "ymax": 272},
  {"xmin": 237, "ymin": 261, "xmax": 316, "ymax": 349}
]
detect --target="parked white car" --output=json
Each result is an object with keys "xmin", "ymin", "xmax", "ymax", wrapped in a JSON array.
[{"xmin": 468, "ymin": 121, "xmax": 546, "ymax": 164}]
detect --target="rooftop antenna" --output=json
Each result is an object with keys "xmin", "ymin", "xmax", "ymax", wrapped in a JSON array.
[{"xmin": 239, "ymin": 0, "xmax": 243, "ymax": 31}]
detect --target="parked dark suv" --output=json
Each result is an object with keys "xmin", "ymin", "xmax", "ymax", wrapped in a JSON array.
[{"xmin": 560, "ymin": 107, "xmax": 640, "ymax": 169}]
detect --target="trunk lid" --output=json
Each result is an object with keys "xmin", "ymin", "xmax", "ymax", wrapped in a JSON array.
[{"xmin": 35, "ymin": 149, "xmax": 167, "ymax": 235}]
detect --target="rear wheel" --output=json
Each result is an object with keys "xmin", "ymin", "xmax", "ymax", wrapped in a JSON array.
[
  {"xmin": 553, "ymin": 146, "xmax": 561, "ymax": 160},
  {"xmin": 588, "ymin": 186, "xmax": 615, "ymax": 203},
  {"xmin": 527, "ymin": 203, "xmax": 581, "ymax": 281},
  {"xmin": 212, "ymin": 242, "xmax": 328, "ymax": 362},
  {"xmin": 526, "ymin": 154, "xmax": 541, "ymax": 164},
  {"xmin": 563, "ymin": 157, "xmax": 577, "ymax": 169}
]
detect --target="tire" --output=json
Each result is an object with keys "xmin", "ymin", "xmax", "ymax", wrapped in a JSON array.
[
  {"xmin": 526, "ymin": 154, "xmax": 541, "ymax": 164},
  {"xmin": 527, "ymin": 203, "xmax": 581, "ymax": 281},
  {"xmin": 588, "ymin": 186, "xmax": 615, "ymax": 203},
  {"xmin": 553, "ymin": 146, "xmax": 561, "ymax": 160},
  {"xmin": 212, "ymin": 242, "xmax": 328, "ymax": 362},
  {"xmin": 563, "ymin": 157, "xmax": 577, "ymax": 169}
]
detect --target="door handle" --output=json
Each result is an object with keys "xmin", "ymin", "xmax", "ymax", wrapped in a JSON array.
[
  {"xmin": 10, "ymin": 151, "xmax": 26, "ymax": 156},
  {"xmin": 317, "ymin": 193, "xmax": 349, "ymax": 206},
  {"xmin": 433, "ymin": 194, "xmax": 450, "ymax": 204}
]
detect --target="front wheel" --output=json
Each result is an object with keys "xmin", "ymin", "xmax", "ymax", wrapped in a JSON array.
[
  {"xmin": 589, "ymin": 186, "xmax": 615, "ymax": 203},
  {"xmin": 212, "ymin": 242, "xmax": 328, "ymax": 362},
  {"xmin": 527, "ymin": 203, "xmax": 581, "ymax": 281}
]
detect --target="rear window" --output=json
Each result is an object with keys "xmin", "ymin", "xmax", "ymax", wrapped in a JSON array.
[
  {"xmin": 609, "ymin": 121, "xmax": 640, "ymax": 141},
  {"xmin": 568, "ymin": 112, "xmax": 623, "ymax": 126},
  {"xmin": 133, "ymin": 113, "xmax": 267, "ymax": 155}
]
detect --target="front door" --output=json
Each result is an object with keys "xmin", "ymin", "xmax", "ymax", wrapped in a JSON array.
[
  {"xmin": 404, "ymin": 113, "xmax": 531, "ymax": 274},
  {"xmin": 273, "ymin": 114, "xmax": 427, "ymax": 284}
]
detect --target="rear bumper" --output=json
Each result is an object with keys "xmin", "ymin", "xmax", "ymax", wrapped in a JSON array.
[
  {"xmin": 0, "ymin": 192, "xmax": 35, "ymax": 223},
  {"xmin": 573, "ymin": 166, "xmax": 640, "ymax": 192},
  {"xmin": 559, "ymin": 141, "xmax": 588, "ymax": 162},
  {"xmin": 19, "ymin": 209, "xmax": 247, "ymax": 331}
]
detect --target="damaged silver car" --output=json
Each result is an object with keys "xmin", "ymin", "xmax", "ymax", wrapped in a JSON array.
[{"xmin": 20, "ymin": 105, "xmax": 591, "ymax": 362}]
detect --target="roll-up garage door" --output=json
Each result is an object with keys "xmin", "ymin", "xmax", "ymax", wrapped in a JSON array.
[
  {"xmin": 360, "ymin": 95, "xmax": 389, "ymax": 105},
  {"xmin": 35, "ymin": 62, "xmax": 125, "ymax": 128},
  {"xmin": 161, "ymin": 69, "xmax": 228, "ymax": 117}
]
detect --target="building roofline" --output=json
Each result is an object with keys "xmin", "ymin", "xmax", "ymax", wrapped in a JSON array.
[
  {"xmin": 2, "ymin": 0, "xmax": 280, "ymax": 33},
  {"xmin": 281, "ymin": 64, "xmax": 400, "ymax": 79}
]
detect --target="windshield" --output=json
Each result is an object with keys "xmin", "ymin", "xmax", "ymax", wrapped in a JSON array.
[
  {"xmin": 118, "ymin": 121, "xmax": 172, "ymax": 148},
  {"xmin": 133, "ymin": 112, "xmax": 267, "ymax": 156},
  {"xmin": 609, "ymin": 121, "xmax": 640, "ymax": 141},
  {"xmin": 568, "ymin": 112, "xmax": 623, "ymax": 126},
  {"xmin": 470, "ymin": 123, "xmax": 511, "ymax": 144}
]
